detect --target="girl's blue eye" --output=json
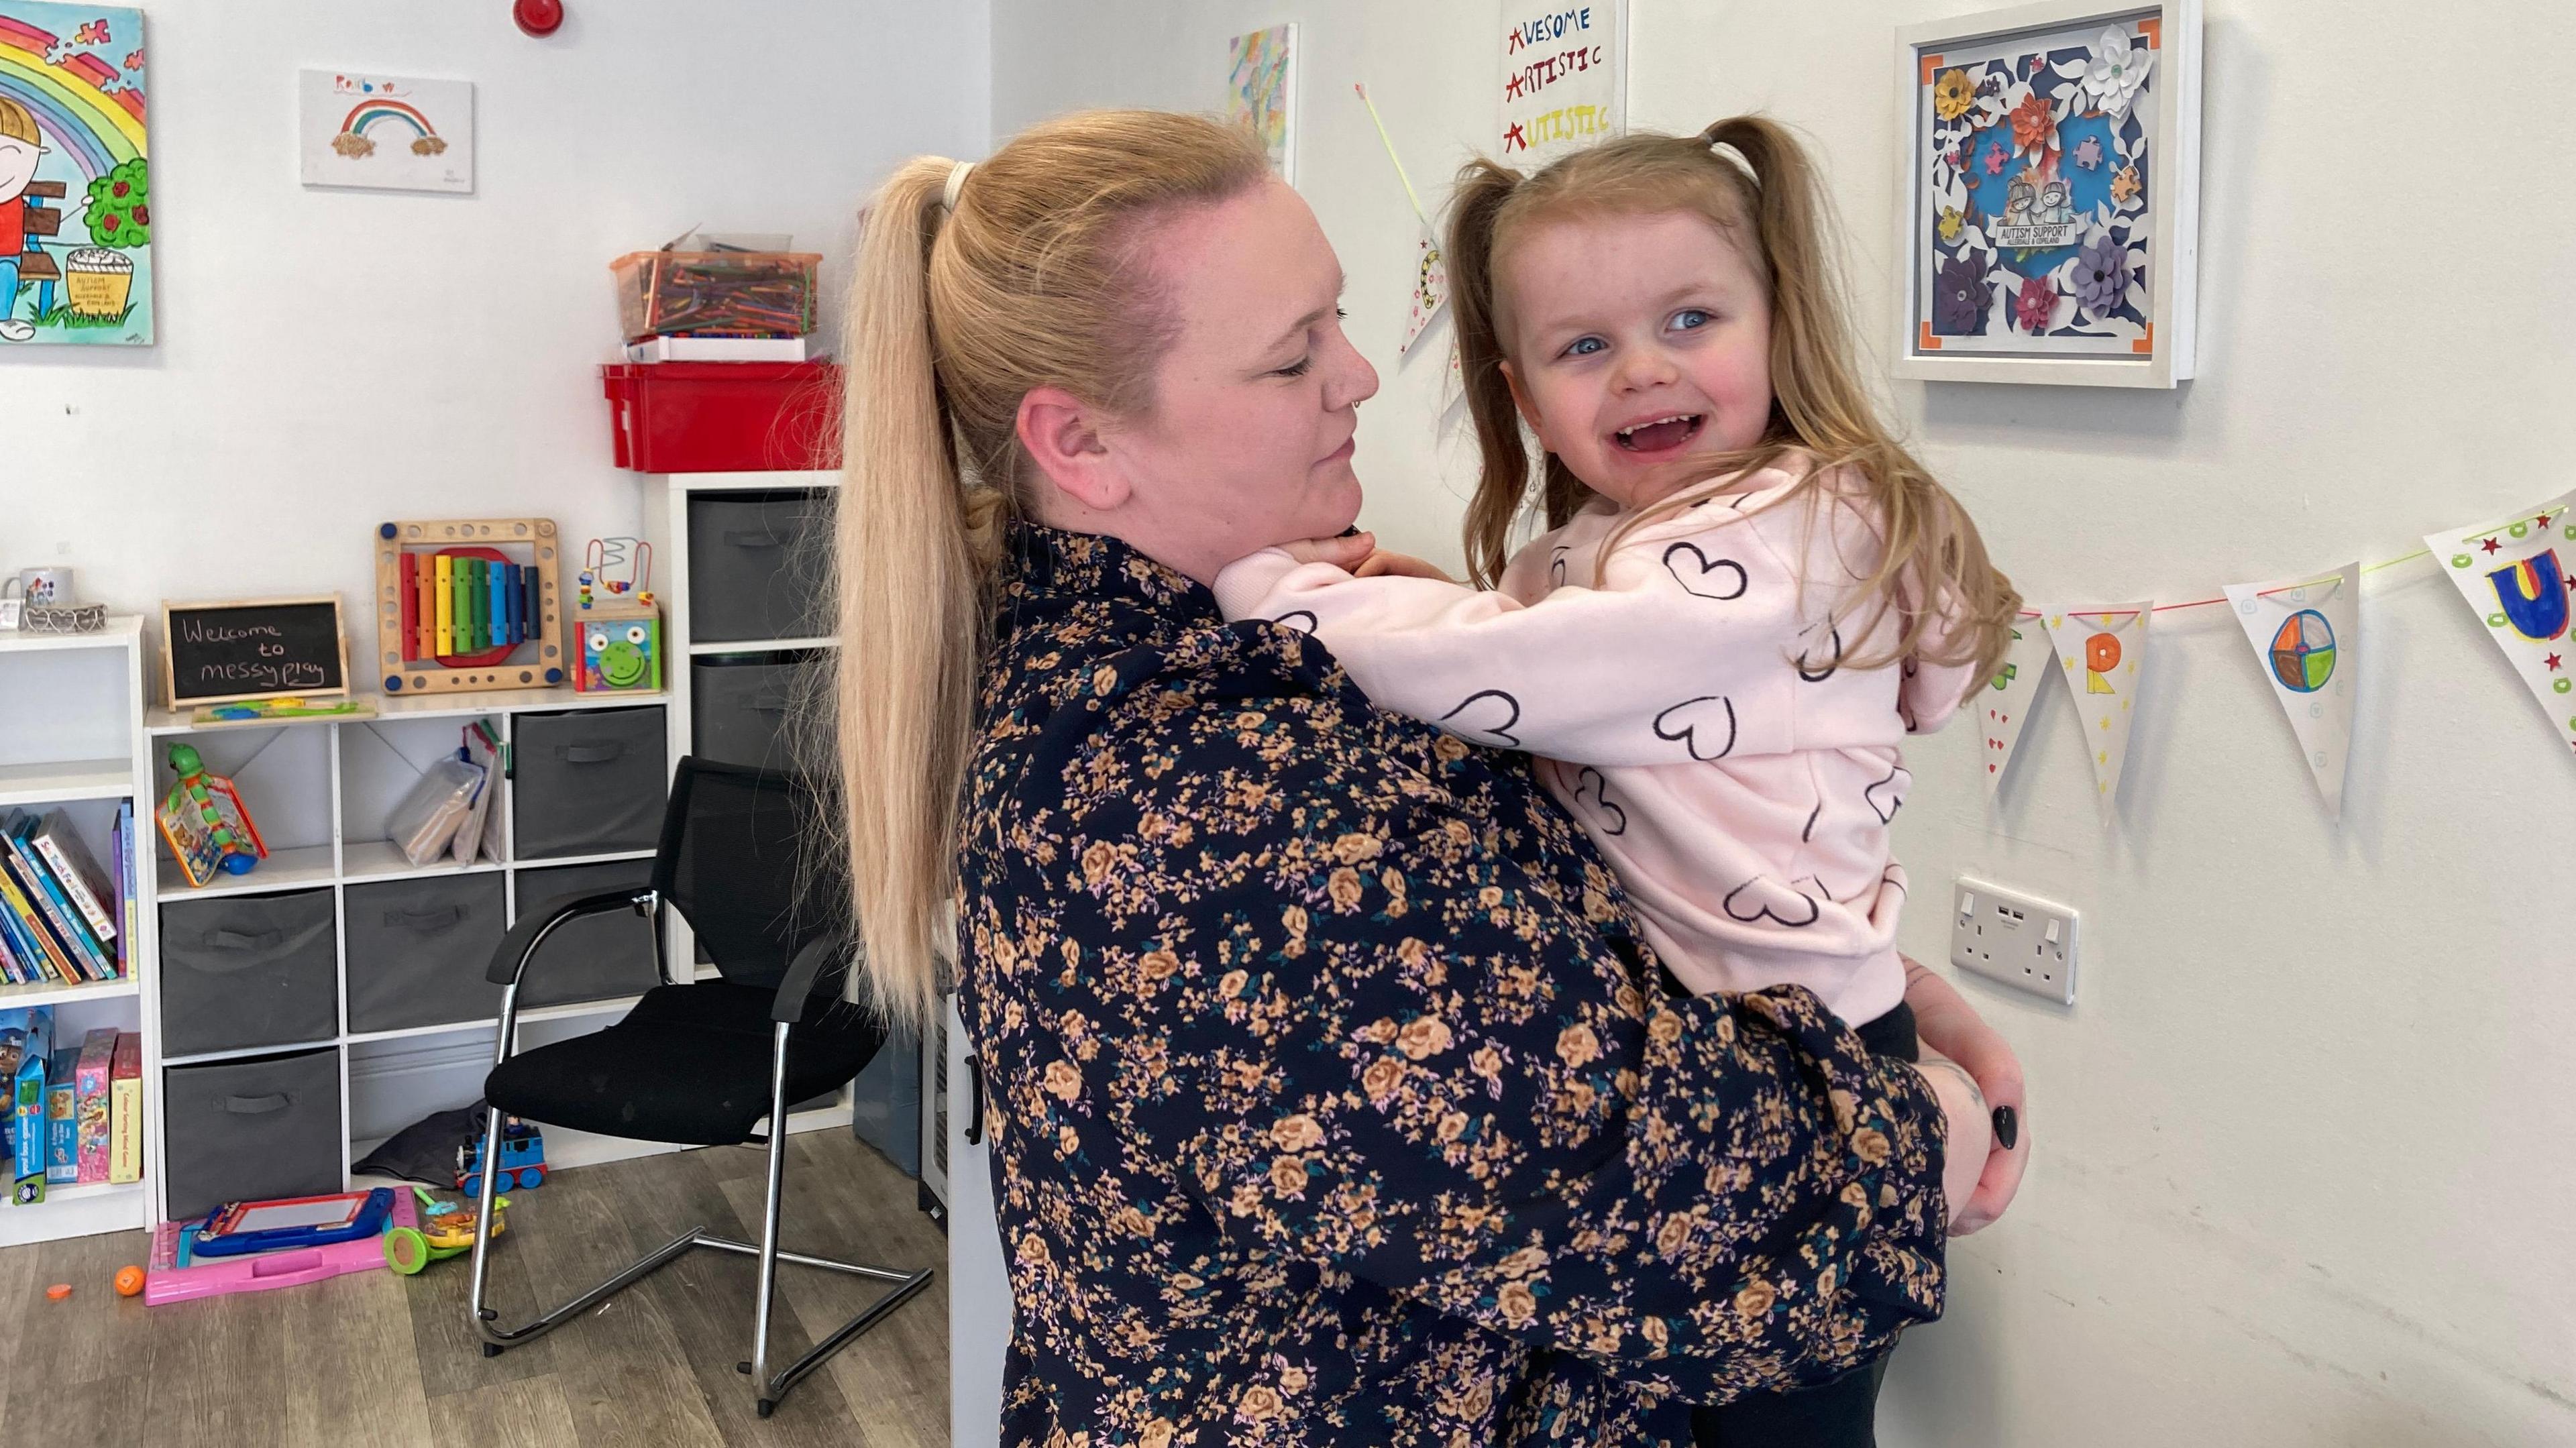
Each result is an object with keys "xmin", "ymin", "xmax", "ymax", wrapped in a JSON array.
[
  {"xmin": 1562, "ymin": 336, "xmax": 1606, "ymax": 358},
  {"xmin": 1673, "ymin": 309, "xmax": 1711, "ymax": 331}
]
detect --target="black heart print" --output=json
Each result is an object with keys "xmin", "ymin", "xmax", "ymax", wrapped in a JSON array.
[
  {"xmin": 1272, "ymin": 610, "xmax": 1319, "ymax": 634},
  {"xmin": 1652, "ymin": 696, "xmax": 1737, "ymax": 761},
  {"xmin": 1572, "ymin": 767, "xmax": 1627, "ymax": 835},
  {"xmin": 1796, "ymin": 624, "xmax": 1843, "ymax": 683},
  {"xmin": 1548, "ymin": 546, "xmax": 1570, "ymax": 590},
  {"xmin": 1662, "ymin": 542, "xmax": 1749, "ymax": 601},
  {"xmin": 1439, "ymin": 689, "xmax": 1522, "ymax": 747},
  {"xmin": 1864, "ymin": 762, "xmax": 1910, "ymax": 824},
  {"xmin": 1722, "ymin": 875, "xmax": 1823, "ymax": 928}
]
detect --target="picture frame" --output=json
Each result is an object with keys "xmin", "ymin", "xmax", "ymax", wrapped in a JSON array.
[{"xmin": 1891, "ymin": 0, "xmax": 2201, "ymax": 388}]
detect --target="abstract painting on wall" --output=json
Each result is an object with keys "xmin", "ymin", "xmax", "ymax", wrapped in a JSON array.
[
  {"xmin": 1226, "ymin": 23, "xmax": 1295, "ymax": 183},
  {"xmin": 0, "ymin": 1, "xmax": 151, "ymax": 345}
]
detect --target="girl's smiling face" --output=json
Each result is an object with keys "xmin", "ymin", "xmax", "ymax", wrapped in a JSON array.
[{"xmin": 1497, "ymin": 209, "xmax": 1774, "ymax": 510}]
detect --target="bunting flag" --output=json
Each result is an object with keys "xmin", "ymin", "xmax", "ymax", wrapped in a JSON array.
[
  {"xmin": 2224, "ymin": 563, "xmax": 2359, "ymax": 817},
  {"xmin": 2425, "ymin": 489, "xmax": 2576, "ymax": 759},
  {"xmin": 1978, "ymin": 614, "xmax": 2058, "ymax": 798},
  {"xmin": 2045, "ymin": 604, "xmax": 2151, "ymax": 812},
  {"xmin": 1402, "ymin": 223, "xmax": 1449, "ymax": 355}
]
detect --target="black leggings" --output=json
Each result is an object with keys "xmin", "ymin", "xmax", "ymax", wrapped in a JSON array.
[{"xmin": 1690, "ymin": 1001, "xmax": 1919, "ymax": 1448}]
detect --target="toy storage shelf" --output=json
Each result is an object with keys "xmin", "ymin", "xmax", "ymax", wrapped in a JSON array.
[
  {"xmin": 641, "ymin": 469, "xmax": 918, "ymax": 1186},
  {"xmin": 0, "ymin": 618, "xmax": 150, "ymax": 1248}
]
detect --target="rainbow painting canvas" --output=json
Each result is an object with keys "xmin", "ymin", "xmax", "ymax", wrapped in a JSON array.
[
  {"xmin": 298, "ymin": 69, "xmax": 473, "ymax": 194},
  {"xmin": 0, "ymin": 2, "xmax": 152, "ymax": 346},
  {"xmin": 1225, "ymin": 23, "xmax": 1295, "ymax": 184}
]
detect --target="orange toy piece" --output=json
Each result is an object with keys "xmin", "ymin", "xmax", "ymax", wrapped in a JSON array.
[
  {"xmin": 45, "ymin": 1283, "xmax": 70, "ymax": 1300},
  {"xmin": 113, "ymin": 1265, "xmax": 145, "ymax": 1297}
]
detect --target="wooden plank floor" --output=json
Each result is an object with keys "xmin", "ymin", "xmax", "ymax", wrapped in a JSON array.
[{"xmin": 0, "ymin": 1132, "xmax": 949, "ymax": 1447}]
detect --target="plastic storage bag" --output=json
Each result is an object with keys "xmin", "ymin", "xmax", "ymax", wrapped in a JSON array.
[{"xmin": 387, "ymin": 757, "xmax": 486, "ymax": 867}]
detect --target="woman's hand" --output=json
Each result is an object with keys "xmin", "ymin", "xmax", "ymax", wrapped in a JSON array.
[
  {"xmin": 1354, "ymin": 549, "xmax": 1456, "ymax": 582},
  {"xmin": 1904, "ymin": 955, "xmax": 2028, "ymax": 1235},
  {"xmin": 1910, "ymin": 1053, "xmax": 1990, "ymax": 1231},
  {"xmin": 1280, "ymin": 532, "xmax": 1375, "ymax": 569}
]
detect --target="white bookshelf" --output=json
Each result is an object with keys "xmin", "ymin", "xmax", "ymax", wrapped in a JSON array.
[{"xmin": 0, "ymin": 618, "xmax": 150, "ymax": 1248}]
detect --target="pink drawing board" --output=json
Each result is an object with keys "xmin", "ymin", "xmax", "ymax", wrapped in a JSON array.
[{"xmin": 144, "ymin": 1187, "xmax": 417, "ymax": 1305}]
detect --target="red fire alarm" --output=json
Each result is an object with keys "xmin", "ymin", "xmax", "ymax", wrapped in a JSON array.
[{"xmin": 514, "ymin": 0, "xmax": 564, "ymax": 37}]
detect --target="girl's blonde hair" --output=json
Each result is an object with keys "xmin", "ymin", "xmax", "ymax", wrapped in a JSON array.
[
  {"xmin": 1448, "ymin": 115, "xmax": 2019, "ymax": 680},
  {"xmin": 830, "ymin": 111, "xmax": 1271, "ymax": 1027}
]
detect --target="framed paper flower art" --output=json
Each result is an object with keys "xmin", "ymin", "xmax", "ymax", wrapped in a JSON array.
[{"xmin": 1893, "ymin": 0, "xmax": 2202, "ymax": 387}]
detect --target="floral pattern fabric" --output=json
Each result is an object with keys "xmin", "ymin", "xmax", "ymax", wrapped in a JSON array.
[{"xmin": 954, "ymin": 524, "xmax": 1947, "ymax": 1447}]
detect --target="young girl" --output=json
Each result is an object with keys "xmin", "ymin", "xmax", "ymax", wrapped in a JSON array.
[{"xmin": 1212, "ymin": 117, "xmax": 2019, "ymax": 1436}]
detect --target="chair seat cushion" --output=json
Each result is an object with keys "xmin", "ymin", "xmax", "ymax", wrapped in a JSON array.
[{"xmin": 484, "ymin": 981, "xmax": 883, "ymax": 1146}]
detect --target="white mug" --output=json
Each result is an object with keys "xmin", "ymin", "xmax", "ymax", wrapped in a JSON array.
[
  {"xmin": 17, "ymin": 567, "xmax": 74, "ymax": 608},
  {"xmin": 0, "ymin": 579, "xmax": 19, "ymax": 631}
]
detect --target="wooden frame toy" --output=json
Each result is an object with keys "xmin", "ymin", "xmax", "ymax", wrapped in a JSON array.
[{"xmin": 374, "ymin": 518, "xmax": 568, "ymax": 694}]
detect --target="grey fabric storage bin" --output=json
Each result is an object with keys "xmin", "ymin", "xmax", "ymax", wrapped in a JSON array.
[
  {"xmin": 159, "ymin": 889, "xmax": 339, "ymax": 1058},
  {"xmin": 686, "ymin": 491, "xmax": 830, "ymax": 643},
  {"xmin": 515, "ymin": 859, "xmax": 662, "ymax": 1007},
  {"xmin": 163, "ymin": 1048, "xmax": 343, "ymax": 1220},
  {"xmin": 345, "ymin": 873, "xmax": 508, "ymax": 1034},
  {"xmin": 691, "ymin": 651, "xmax": 822, "ymax": 771},
  {"xmin": 513, "ymin": 706, "xmax": 667, "ymax": 859}
]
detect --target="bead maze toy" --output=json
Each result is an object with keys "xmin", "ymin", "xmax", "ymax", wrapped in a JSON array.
[
  {"xmin": 373, "ymin": 518, "xmax": 568, "ymax": 694},
  {"xmin": 575, "ymin": 536, "xmax": 662, "ymax": 693},
  {"xmin": 155, "ymin": 742, "xmax": 268, "ymax": 887}
]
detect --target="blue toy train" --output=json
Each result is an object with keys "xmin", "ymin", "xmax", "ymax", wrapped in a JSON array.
[{"xmin": 458, "ymin": 1117, "xmax": 548, "ymax": 1196}]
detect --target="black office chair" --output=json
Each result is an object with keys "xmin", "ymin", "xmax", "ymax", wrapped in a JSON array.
[{"xmin": 466, "ymin": 756, "xmax": 932, "ymax": 1418}]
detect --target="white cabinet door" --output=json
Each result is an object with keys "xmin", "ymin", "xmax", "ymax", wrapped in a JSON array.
[{"xmin": 945, "ymin": 994, "xmax": 1010, "ymax": 1448}]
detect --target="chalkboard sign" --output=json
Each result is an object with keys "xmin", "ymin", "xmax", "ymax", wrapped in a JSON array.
[{"xmin": 161, "ymin": 596, "xmax": 352, "ymax": 708}]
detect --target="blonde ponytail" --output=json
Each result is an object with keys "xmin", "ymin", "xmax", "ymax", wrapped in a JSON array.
[{"xmin": 829, "ymin": 112, "xmax": 1270, "ymax": 1029}]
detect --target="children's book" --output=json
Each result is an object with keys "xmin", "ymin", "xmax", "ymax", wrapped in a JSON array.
[
  {"xmin": 4, "ymin": 817, "xmax": 108, "ymax": 979},
  {"xmin": 0, "ymin": 1010, "xmax": 30, "ymax": 1168},
  {"xmin": 44, "ymin": 1047, "xmax": 77, "ymax": 1186},
  {"xmin": 6, "ymin": 1009, "xmax": 50, "ymax": 1204},
  {"xmin": 0, "ymin": 906, "xmax": 25, "ymax": 984},
  {"xmin": 115, "ymin": 802, "xmax": 136, "ymax": 970},
  {"xmin": 74, "ymin": 1029, "xmax": 113, "ymax": 1185},
  {"xmin": 26, "ymin": 811, "xmax": 117, "ymax": 949},
  {"xmin": 0, "ymin": 858, "xmax": 74, "ymax": 983},
  {"xmin": 109, "ymin": 1032, "xmax": 141, "ymax": 1184}
]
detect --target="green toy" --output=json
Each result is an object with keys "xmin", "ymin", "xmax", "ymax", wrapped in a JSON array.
[{"xmin": 384, "ymin": 1188, "xmax": 508, "ymax": 1276}]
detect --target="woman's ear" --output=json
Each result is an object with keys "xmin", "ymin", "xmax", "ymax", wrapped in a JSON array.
[{"xmin": 1016, "ymin": 386, "xmax": 1130, "ymax": 514}]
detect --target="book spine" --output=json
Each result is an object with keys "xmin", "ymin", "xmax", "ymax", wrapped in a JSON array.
[
  {"xmin": 30, "ymin": 819, "xmax": 116, "ymax": 944},
  {"xmin": 5, "ymin": 835, "xmax": 105, "ymax": 980},
  {"xmin": 0, "ymin": 859, "xmax": 71, "ymax": 983},
  {"xmin": 108, "ymin": 1032, "xmax": 140, "ymax": 1184},
  {"xmin": 117, "ymin": 803, "xmax": 136, "ymax": 974},
  {"xmin": 44, "ymin": 1050, "xmax": 76, "ymax": 1186},
  {"xmin": 74, "ymin": 1029, "xmax": 111, "ymax": 1184},
  {"xmin": 12, "ymin": 1013, "xmax": 51, "ymax": 1205}
]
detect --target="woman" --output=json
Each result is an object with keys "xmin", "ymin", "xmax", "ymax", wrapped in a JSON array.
[{"xmin": 830, "ymin": 110, "xmax": 2027, "ymax": 1446}]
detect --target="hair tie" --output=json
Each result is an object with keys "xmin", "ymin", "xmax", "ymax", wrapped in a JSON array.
[{"xmin": 943, "ymin": 160, "xmax": 974, "ymax": 213}]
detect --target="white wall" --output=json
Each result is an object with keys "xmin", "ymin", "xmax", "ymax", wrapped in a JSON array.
[
  {"xmin": 988, "ymin": 3, "xmax": 2576, "ymax": 1443},
  {"xmin": 0, "ymin": 0, "xmax": 989, "ymax": 649}
]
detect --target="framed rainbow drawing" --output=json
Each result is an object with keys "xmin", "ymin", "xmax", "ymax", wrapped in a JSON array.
[
  {"xmin": 0, "ymin": 1, "xmax": 152, "ymax": 347},
  {"xmin": 297, "ymin": 70, "xmax": 474, "ymax": 194},
  {"xmin": 1892, "ymin": 0, "xmax": 2200, "ymax": 388}
]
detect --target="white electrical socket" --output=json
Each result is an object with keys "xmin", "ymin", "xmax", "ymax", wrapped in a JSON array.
[{"xmin": 1948, "ymin": 877, "xmax": 2078, "ymax": 1005}]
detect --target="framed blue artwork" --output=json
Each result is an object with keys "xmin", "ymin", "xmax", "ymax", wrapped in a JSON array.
[{"xmin": 1892, "ymin": 0, "xmax": 2200, "ymax": 387}]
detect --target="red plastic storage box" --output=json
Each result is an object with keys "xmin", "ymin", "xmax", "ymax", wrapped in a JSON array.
[{"xmin": 598, "ymin": 361, "xmax": 843, "ymax": 473}]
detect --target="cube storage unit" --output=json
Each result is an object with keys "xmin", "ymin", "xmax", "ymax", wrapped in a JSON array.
[
  {"xmin": 641, "ymin": 470, "xmax": 900, "ymax": 1173},
  {"xmin": 0, "ymin": 620, "xmax": 150, "ymax": 1248}
]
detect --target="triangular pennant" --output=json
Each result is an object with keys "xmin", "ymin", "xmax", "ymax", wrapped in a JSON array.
[
  {"xmin": 1401, "ymin": 222, "xmax": 1449, "ymax": 357},
  {"xmin": 2044, "ymin": 604, "xmax": 2151, "ymax": 814},
  {"xmin": 1978, "ymin": 614, "xmax": 2057, "ymax": 799},
  {"xmin": 2223, "ymin": 563, "xmax": 2359, "ymax": 818},
  {"xmin": 2424, "ymin": 489, "xmax": 2576, "ymax": 760}
]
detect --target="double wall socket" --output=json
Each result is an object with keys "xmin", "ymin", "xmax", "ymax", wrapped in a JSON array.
[{"xmin": 1949, "ymin": 877, "xmax": 2078, "ymax": 1005}]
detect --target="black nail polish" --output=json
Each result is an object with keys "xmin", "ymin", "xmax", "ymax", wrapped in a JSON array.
[{"xmin": 1990, "ymin": 1105, "xmax": 2018, "ymax": 1152}]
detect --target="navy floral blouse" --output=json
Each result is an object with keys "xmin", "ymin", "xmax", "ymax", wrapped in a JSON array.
[{"xmin": 955, "ymin": 523, "xmax": 1947, "ymax": 1447}]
